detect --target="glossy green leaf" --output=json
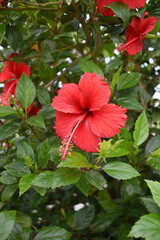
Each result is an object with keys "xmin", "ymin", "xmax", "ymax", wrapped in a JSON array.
[
  {"xmin": 15, "ymin": 73, "xmax": 36, "ymax": 109},
  {"xmin": 19, "ymin": 174, "xmax": 36, "ymax": 196},
  {"xmin": 111, "ymin": 65, "xmax": 123, "ymax": 89},
  {"xmin": 38, "ymin": 139, "xmax": 50, "ymax": 168},
  {"xmin": 117, "ymin": 97, "xmax": 143, "ymax": 110},
  {"xmin": 0, "ymin": 210, "xmax": 16, "ymax": 240},
  {"xmin": 103, "ymin": 162, "xmax": 140, "ymax": 180},
  {"xmin": 129, "ymin": 214, "xmax": 160, "ymax": 240},
  {"xmin": 17, "ymin": 140, "xmax": 35, "ymax": 163},
  {"xmin": 1, "ymin": 184, "xmax": 18, "ymax": 202},
  {"xmin": 4, "ymin": 162, "xmax": 31, "ymax": 177},
  {"xmin": 0, "ymin": 122, "xmax": 19, "ymax": 141},
  {"xmin": 108, "ymin": 2, "xmax": 130, "ymax": 24},
  {"xmin": 32, "ymin": 168, "xmax": 81, "ymax": 189},
  {"xmin": 86, "ymin": 172, "xmax": 106, "ymax": 190},
  {"xmin": 6, "ymin": 25, "xmax": 23, "ymax": 50},
  {"xmin": 133, "ymin": 111, "xmax": 149, "ymax": 146},
  {"xmin": 58, "ymin": 152, "xmax": 93, "ymax": 168},
  {"xmin": 141, "ymin": 197, "xmax": 160, "ymax": 214},
  {"xmin": 90, "ymin": 212, "xmax": 116, "ymax": 232},
  {"xmin": 78, "ymin": 58, "xmax": 104, "ymax": 78},
  {"xmin": 0, "ymin": 106, "xmax": 18, "ymax": 117},
  {"xmin": 76, "ymin": 173, "xmax": 92, "ymax": 196},
  {"xmin": 145, "ymin": 180, "xmax": 160, "ymax": 208},
  {"xmin": 38, "ymin": 86, "xmax": 51, "ymax": 106},
  {"xmin": 34, "ymin": 226, "xmax": 72, "ymax": 240},
  {"xmin": 0, "ymin": 171, "xmax": 17, "ymax": 184},
  {"xmin": 51, "ymin": 168, "xmax": 81, "ymax": 189},
  {"xmin": 26, "ymin": 115, "xmax": 45, "ymax": 129},
  {"xmin": 69, "ymin": 205, "xmax": 95, "ymax": 231},
  {"xmin": 117, "ymin": 72, "xmax": 141, "ymax": 91}
]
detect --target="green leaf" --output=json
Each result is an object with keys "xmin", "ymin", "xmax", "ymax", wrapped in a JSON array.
[
  {"xmin": 32, "ymin": 171, "xmax": 55, "ymax": 188},
  {"xmin": 99, "ymin": 139, "xmax": 112, "ymax": 158},
  {"xmin": 90, "ymin": 212, "xmax": 116, "ymax": 232},
  {"xmin": 32, "ymin": 168, "xmax": 81, "ymax": 189},
  {"xmin": 0, "ymin": 210, "xmax": 16, "ymax": 240},
  {"xmin": 38, "ymin": 86, "xmax": 51, "ymax": 106},
  {"xmin": 129, "ymin": 213, "xmax": 160, "ymax": 240},
  {"xmin": 117, "ymin": 72, "xmax": 141, "ymax": 91},
  {"xmin": 145, "ymin": 136, "xmax": 160, "ymax": 155},
  {"xmin": 8, "ymin": 223, "xmax": 27, "ymax": 240},
  {"xmin": 26, "ymin": 115, "xmax": 45, "ymax": 129},
  {"xmin": 1, "ymin": 183, "xmax": 18, "ymax": 202},
  {"xmin": 0, "ymin": 122, "xmax": 19, "ymax": 141},
  {"xmin": 98, "ymin": 190, "xmax": 122, "ymax": 214},
  {"xmin": 0, "ymin": 171, "xmax": 17, "ymax": 184},
  {"xmin": 38, "ymin": 104, "xmax": 55, "ymax": 119},
  {"xmin": 133, "ymin": 111, "xmax": 149, "ymax": 146},
  {"xmin": 117, "ymin": 97, "xmax": 143, "ymax": 110},
  {"xmin": 17, "ymin": 140, "xmax": 35, "ymax": 163},
  {"xmin": 0, "ymin": 106, "xmax": 18, "ymax": 117},
  {"xmin": 6, "ymin": 25, "xmax": 23, "ymax": 50},
  {"xmin": 15, "ymin": 73, "xmax": 36, "ymax": 109},
  {"xmin": 58, "ymin": 152, "xmax": 93, "ymax": 168},
  {"xmin": 38, "ymin": 139, "xmax": 50, "ymax": 168},
  {"xmin": 121, "ymin": 178, "xmax": 141, "ymax": 202},
  {"xmin": 4, "ymin": 162, "xmax": 31, "ymax": 177},
  {"xmin": 111, "ymin": 65, "xmax": 123, "ymax": 89},
  {"xmin": 145, "ymin": 180, "xmax": 160, "ymax": 208},
  {"xmin": 51, "ymin": 168, "xmax": 81, "ymax": 189},
  {"xmin": 69, "ymin": 205, "xmax": 95, "ymax": 231},
  {"xmin": 78, "ymin": 58, "xmax": 104, "ymax": 78},
  {"xmin": 19, "ymin": 174, "xmax": 36, "ymax": 196},
  {"xmin": 76, "ymin": 173, "xmax": 92, "ymax": 196},
  {"xmin": 141, "ymin": 197, "xmax": 160, "ymax": 214},
  {"xmin": 34, "ymin": 226, "xmax": 72, "ymax": 240},
  {"xmin": 118, "ymin": 223, "xmax": 132, "ymax": 240},
  {"xmin": 103, "ymin": 162, "xmax": 140, "ymax": 180},
  {"xmin": 107, "ymin": 140, "xmax": 132, "ymax": 158},
  {"xmin": 108, "ymin": 2, "xmax": 130, "ymax": 24},
  {"xmin": 147, "ymin": 155, "xmax": 160, "ymax": 172},
  {"xmin": 86, "ymin": 172, "xmax": 106, "ymax": 190}
]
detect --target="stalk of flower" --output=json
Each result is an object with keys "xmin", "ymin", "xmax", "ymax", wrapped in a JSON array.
[
  {"xmin": 96, "ymin": 0, "xmax": 146, "ymax": 16},
  {"xmin": 117, "ymin": 12, "xmax": 158, "ymax": 55},
  {"xmin": 51, "ymin": 72, "xmax": 127, "ymax": 161}
]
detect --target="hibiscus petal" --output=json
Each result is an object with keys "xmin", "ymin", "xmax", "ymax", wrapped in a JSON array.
[
  {"xmin": 3, "ymin": 80, "xmax": 17, "ymax": 96},
  {"xmin": 89, "ymin": 104, "xmax": 127, "ymax": 138},
  {"xmin": 97, "ymin": 0, "xmax": 146, "ymax": 16},
  {"xmin": 52, "ymin": 83, "xmax": 84, "ymax": 114},
  {"xmin": 0, "ymin": 62, "xmax": 17, "ymax": 82},
  {"xmin": 130, "ymin": 17, "xmax": 141, "ymax": 35},
  {"xmin": 16, "ymin": 62, "xmax": 30, "ymax": 78},
  {"xmin": 54, "ymin": 111, "xmax": 84, "ymax": 140},
  {"xmin": 73, "ymin": 117, "xmax": 101, "ymax": 153},
  {"xmin": 126, "ymin": 38, "xmax": 143, "ymax": 55},
  {"xmin": 96, "ymin": 0, "xmax": 114, "ymax": 16},
  {"xmin": 78, "ymin": 72, "xmax": 111, "ymax": 111},
  {"xmin": 140, "ymin": 16, "xmax": 158, "ymax": 35},
  {"xmin": 122, "ymin": 0, "xmax": 146, "ymax": 9}
]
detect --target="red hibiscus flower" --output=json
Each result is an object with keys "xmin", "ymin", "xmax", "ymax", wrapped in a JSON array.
[
  {"xmin": 118, "ymin": 12, "xmax": 158, "ymax": 55},
  {"xmin": 51, "ymin": 72, "xmax": 127, "ymax": 160},
  {"xmin": 0, "ymin": 53, "xmax": 30, "ymax": 105},
  {"xmin": 96, "ymin": 0, "xmax": 146, "ymax": 16},
  {"xmin": 27, "ymin": 102, "xmax": 41, "ymax": 117}
]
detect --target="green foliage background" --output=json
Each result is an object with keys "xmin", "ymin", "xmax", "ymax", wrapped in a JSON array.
[{"xmin": 0, "ymin": 0, "xmax": 160, "ymax": 239}]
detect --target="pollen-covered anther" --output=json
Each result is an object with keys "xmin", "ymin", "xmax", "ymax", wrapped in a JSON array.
[{"xmin": 59, "ymin": 135, "xmax": 74, "ymax": 161}]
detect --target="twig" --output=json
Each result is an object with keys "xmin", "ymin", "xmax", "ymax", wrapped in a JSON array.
[{"xmin": 44, "ymin": 60, "xmax": 78, "ymax": 88}]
